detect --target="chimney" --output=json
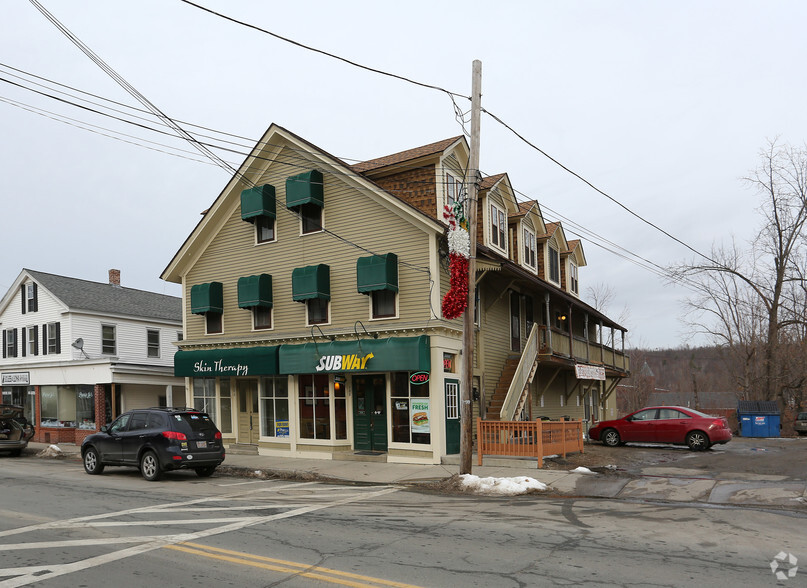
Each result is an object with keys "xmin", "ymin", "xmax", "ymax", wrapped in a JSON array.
[{"xmin": 109, "ymin": 269, "xmax": 121, "ymax": 287}]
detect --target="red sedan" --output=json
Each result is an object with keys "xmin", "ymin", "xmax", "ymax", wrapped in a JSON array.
[{"xmin": 589, "ymin": 406, "xmax": 732, "ymax": 451}]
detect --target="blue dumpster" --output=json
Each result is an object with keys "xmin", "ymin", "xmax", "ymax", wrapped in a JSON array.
[{"xmin": 737, "ymin": 401, "xmax": 780, "ymax": 437}]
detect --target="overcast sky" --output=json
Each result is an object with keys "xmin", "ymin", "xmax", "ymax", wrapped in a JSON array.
[{"xmin": 3, "ymin": 1, "xmax": 806, "ymax": 349}]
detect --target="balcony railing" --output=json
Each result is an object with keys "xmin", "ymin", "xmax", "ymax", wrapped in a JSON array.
[{"xmin": 537, "ymin": 326, "xmax": 630, "ymax": 373}]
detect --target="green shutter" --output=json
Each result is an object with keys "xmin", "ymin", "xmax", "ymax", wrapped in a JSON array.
[
  {"xmin": 190, "ymin": 282, "xmax": 223, "ymax": 315},
  {"xmin": 238, "ymin": 274, "xmax": 273, "ymax": 308},
  {"xmin": 285, "ymin": 170, "xmax": 324, "ymax": 208},
  {"xmin": 356, "ymin": 253, "xmax": 398, "ymax": 294},
  {"xmin": 240, "ymin": 184, "xmax": 276, "ymax": 222},
  {"xmin": 291, "ymin": 264, "xmax": 330, "ymax": 301}
]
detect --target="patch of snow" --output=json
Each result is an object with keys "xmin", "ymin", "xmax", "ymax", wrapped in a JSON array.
[
  {"xmin": 37, "ymin": 445, "xmax": 63, "ymax": 458},
  {"xmin": 570, "ymin": 466, "xmax": 597, "ymax": 475},
  {"xmin": 459, "ymin": 474, "xmax": 547, "ymax": 495}
]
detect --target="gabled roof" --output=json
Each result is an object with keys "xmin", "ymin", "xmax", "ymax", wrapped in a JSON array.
[
  {"xmin": 479, "ymin": 173, "xmax": 506, "ymax": 191},
  {"xmin": 350, "ymin": 136, "xmax": 464, "ymax": 174},
  {"xmin": 24, "ymin": 269, "xmax": 181, "ymax": 322}
]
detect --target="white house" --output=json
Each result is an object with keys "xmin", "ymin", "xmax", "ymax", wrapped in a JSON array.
[{"xmin": 0, "ymin": 268, "xmax": 185, "ymax": 444}]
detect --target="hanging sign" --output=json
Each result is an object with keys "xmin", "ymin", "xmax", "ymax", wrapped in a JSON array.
[{"xmin": 574, "ymin": 364, "xmax": 605, "ymax": 381}]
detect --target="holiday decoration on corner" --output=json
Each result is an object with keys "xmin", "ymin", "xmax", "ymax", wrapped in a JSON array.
[{"xmin": 441, "ymin": 201, "xmax": 470, "ymax": 319}]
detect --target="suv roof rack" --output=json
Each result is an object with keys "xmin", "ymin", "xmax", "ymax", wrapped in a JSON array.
[{"xmin": 143, "ymin": 407, "xmax": 200, "ymax": 412}]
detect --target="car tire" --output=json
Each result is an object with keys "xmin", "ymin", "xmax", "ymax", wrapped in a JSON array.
[
  {"xmin": 140, "ymin": 450, "xmax": 163, "ymax": 481},
  {"xmin": 602, "ymin": 428, "xmax": 621, "ymax": 447},
  {"xmin": 9, "ymin": 449, "xmax": 22, "ymax": 457},
  {"xmin": 83, "ymin": 447, "xmax": 105, "ymax": 474},
  {"xmin": 195, "ymin": 466, "xmax": 217, "ymax": 478},
  {"xmin": 686, "ymin": 430, "xmax": 709, "ymax": 451}
]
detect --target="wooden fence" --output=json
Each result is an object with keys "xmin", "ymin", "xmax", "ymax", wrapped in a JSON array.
[{"xmin": 477, "ymin": 418, "xmax": 585, "ymax": 468}]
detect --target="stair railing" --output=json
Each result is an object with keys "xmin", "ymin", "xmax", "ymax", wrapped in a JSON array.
[{"xmin": 499, "ymin": 323, "xmax": 539, "ymax": 421}]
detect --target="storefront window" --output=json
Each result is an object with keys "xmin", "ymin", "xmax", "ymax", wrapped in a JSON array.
[
  {"xmin": 193, "ymin": 378, "xmax": 217, "ymax": 422},
  {"xmin": 2, "ymin": 387, "xmax": 35, "ymax": 424},
  {"xmin": 260, "ymin": 376, "xmax": 289, "ymax": 437},
  {"xmin": 298, "ymin": 374, "xmax": 330, "ymax": 439},
  {"xmin": 75, "ymin": 385, "xmax": 95, "ymax": 429},
  {"xmin": 40, "ymin": 385, "xmax": 81, "ymax": 427},
  {"xmin": 333, "ymin": 380, "xmax": 347, "ymax": 440},
  {"xmin": 391, "ymin": 372, "xmax": 430, "ymax": 444},
  {"xmin": 219, "ymin": 379, "xmax": 233, "ymax": 434}
]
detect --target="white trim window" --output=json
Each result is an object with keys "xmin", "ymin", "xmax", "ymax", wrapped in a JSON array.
[
  {"xmin": 101, "ymin": 325, "xmax": 116, "ymax": 355},
  {"xmin": 306, "ymin": 299, "xmax": 329, "ymax": 326},
  {"xmin": 370, "ymin": 290, "xmax": 397, "ymax": 319},
  {"xmin": 490, "ymin": 204, "xmax": 507, "ymax": 252},
  {"xmin": 147, "ymin": 329, "xmax": 160, "ymax": 358},
  {"xmin": 255, "ymin": 216, "xmax": 275, "ymax": 244},
  {"xmin": 570, "ymin": 262, "xmax": 579, "ymax": 294},
  {"xmin": 254, "ymin": 307, "xmax": 273, "ymax": 330},
  {"xmin": 523, "ymin": 228, "xmax": 536, "ymax": 269}
]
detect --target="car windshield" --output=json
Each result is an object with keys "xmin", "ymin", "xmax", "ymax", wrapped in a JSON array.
[
  {"xmin": 797, "ymin": 412, "xmax": 807, "ymax": 420},
  {"xmin": 685, "ymin": 408, "xmax": 717, "ymax": 418},
  {"xmin": 172, "ymin": 412, "xmax": 218, "ymax": 435}
]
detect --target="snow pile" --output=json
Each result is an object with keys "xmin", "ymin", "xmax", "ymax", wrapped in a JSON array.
[
  {"xmin": 37, "ymin": 444, "xmax": 63, "ymax": 458},
  {"xmin": 459, "ymin": 474, "xmax": 547, "ymax": 495},
  {"xmin": 570, "ymin": 466, "xmax": 598, "ymax": 475}
]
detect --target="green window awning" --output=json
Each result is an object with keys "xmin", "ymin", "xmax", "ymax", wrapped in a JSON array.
[
  {"xmin": 285, "ymin": 170, "xmax": 324, "ymax": 208},
  {"xmin": 174, "ymin": 346, "xmax": 279, "ymax": 377},
  {"xmin": 190, "ymin": 282, "xmax": 223, "ymax": 315},
  {"xmin": 279, "ymin": 335, "xmax": 430, "ymax": 374},
  {"xmin": 356, "ymin": 253, "xmax": 398, "ymax": 294},
  {"xmin": 237, "ymin": 274, "xmax": 273, "ymax": 309},
  {"xmin": 240, "ymin": 184, "xmax": 276, "ymax": 222},
  {"xmin": 292, "ymin": 264, "xmax": 330, "ymax": 301}
]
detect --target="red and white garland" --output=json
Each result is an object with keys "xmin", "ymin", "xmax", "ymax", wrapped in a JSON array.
[{"xmin": 441, "ymin": 203, "xmax": 471, "ymax": 319}]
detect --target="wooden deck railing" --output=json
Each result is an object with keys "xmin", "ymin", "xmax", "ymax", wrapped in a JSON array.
[{"xmin": 477, "ymin": 418, "xmax": 584, "ymax": 468}]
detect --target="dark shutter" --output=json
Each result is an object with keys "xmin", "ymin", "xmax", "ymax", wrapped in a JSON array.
[
  {"xmin": 2, "ymin": 330, "xmax": 6, "ymax": 359},
  {"xmin": 12, "ymin": 328, "xmax": 18, "ymax": 358},
  {"xmin": 42, "ymin": 323, "xmax": 48, "ymax": 356},
  {"xmin": 20, "ymin": 327, "xmax": 26, "ymax": 357},
  {"xmin": 20, "ymin": 285, "xmax": 26, "ymax": 314},
  {"xmin": 55, "ymin": 322, "xmax": 61, "ymax": 354},
  {"xmin": 32, "ymin": 283, "xmax": 38, "ymax": 312},
  {"xmin": 32, "ymin": 325, "xmax": 39, "ymax": 356}
]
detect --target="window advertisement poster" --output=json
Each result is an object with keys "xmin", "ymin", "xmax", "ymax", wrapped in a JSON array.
[
  {"xmin": 276, "ymin": 420, "xmax": 290, "ymax": 438},
  {"xmin": 411, "ymin": 399, "xmax": 430, "ymax": 433}
]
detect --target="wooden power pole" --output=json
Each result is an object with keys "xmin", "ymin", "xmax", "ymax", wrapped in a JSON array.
[{"xmin": 460, "ymin": 60, "xmax": 482, "ymax": 475}]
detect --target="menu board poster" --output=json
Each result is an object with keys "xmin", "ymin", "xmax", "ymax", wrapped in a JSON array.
[{"xmin": 410, "ymin": 399, "xmax": 430, "ymax": 433}]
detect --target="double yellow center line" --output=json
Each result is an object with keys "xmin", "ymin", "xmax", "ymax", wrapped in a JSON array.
[{"xmin": 164, "ymin": 542, "xmax": 423, "ymax": 588}]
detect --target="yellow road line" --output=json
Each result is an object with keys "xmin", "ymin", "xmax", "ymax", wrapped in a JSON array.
[{"xmin": 164, "ymin": 542, "xmax": 423, "ymax": 588}]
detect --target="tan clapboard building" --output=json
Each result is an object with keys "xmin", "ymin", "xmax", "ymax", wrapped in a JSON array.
[{"xmin": 162, "ymin": 124, "xmax": 629, "ymax": 464}]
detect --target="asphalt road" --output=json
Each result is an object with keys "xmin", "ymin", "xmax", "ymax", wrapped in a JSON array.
[{"xmin": 0, "ymin": 455, "xmax": 804, "ymax": 587}]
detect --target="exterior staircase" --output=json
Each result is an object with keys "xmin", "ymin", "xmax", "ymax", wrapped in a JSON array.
[{"xmin": 485, "ymin": 357, "xmax": 521, "ymax": 420}]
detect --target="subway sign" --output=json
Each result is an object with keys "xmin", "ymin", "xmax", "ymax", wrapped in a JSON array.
[{"xmin": 315, "ymin": 352, "xmax": 374, "ymax": 372}]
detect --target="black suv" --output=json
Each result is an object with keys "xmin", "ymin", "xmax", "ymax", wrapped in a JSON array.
[{"xmin": 81, "ymin": 407, "xmax": 225, "ymax": 481}]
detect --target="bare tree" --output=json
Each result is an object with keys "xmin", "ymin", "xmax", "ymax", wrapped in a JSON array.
[{"xmin": 670, "ymin": 140, "xmax": 807, "ymax": 409}]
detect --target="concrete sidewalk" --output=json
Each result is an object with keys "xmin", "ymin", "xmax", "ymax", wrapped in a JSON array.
[{"xmin": 25, "ymin": 442, "xmax": 807, "ymax": 510}]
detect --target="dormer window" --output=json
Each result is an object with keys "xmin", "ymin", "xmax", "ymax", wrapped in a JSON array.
[
  {"xmin": 523, "ymin": 228, "xmax": 536, "ymax": 269},
  {"xmin": 490, "ymin": 204, "xmax": 506, "ymax": 252},
  {"xmin": 548, "ymin": 246, "xmax": 560, "ymax": 284},
  {"xmin": 570, "ymin": 262, "xmax": 579, "ymax": 294},
  {"xmin": 445, "ymin": 172, "xmax": 463, "ymax": 209}
]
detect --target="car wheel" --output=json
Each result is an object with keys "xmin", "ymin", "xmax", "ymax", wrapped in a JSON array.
[
  {"xmin": 83, "ymin": 447, "xmax": 105, "ymax": 474},
  {"xmin": 686, "ymin": 430, "xmax": 709, "ymax": 451},
  {"xmin": 140, "ymin": 450, "xmax": 162, "ymax": 481},
  {"xmin": 602, "ymin": 428, "xmax": 621, "ymax": 447},
  {"xmin": 195, "ymin": 466, "xmax": 217, "ymax": 478}
]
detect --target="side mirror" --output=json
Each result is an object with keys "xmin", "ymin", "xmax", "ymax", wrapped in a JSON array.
[{"xmin": 101, "ymin": 425, "xmax": 110, "ymax": 434}]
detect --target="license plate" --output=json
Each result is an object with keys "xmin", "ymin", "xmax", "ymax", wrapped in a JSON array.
[{"xmin": 196, "ymin": 441, "xmax": 207, "ymax": 449}]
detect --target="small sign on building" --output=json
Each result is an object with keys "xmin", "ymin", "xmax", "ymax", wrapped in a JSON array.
[{"xmin": 574, "ymin": 364, "xmax": 605, "ymax": 381}]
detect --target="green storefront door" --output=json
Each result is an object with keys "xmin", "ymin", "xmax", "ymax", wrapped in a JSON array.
[
  {"xmin": 353, "ymin": 375, "xmax": 388, "ymax": 451},
  {"xmin": 445, "ymin": 379, "xmax": 460, "ymax": 454}
]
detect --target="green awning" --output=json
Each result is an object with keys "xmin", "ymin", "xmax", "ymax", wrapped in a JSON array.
[
  {"xmin": 190, "ymin": 282, "xmax": 223, "ymax": 315},
  {"xmin": 240, "ymin": 184, "xmax": 276, "ymax": 222},
  {"xmin": 238, "ymin": 274, "xmax": 273, "ymax": 309},
  {"xmin": 356, "ymin": 253, "xmax": 398, "ymax": 294},
  {"xmin": 285, "ymin": 170, "xmax": 324, "ymax": 208},
  {"xmin": 279, "ymin": 335, "xmax": 430, "ymax": 374},
  {"xmin": 174, "ymin": 346, "xmax": 279, "ymax": 377},
  {"xmin": 292, "ymin": 264, "xmax": 330, "ymax": 301}
]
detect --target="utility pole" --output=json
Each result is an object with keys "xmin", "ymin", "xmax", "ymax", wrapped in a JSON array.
[{"xmin": 460, "ymin": 60, "xmax": 482, "ymax": 475}]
